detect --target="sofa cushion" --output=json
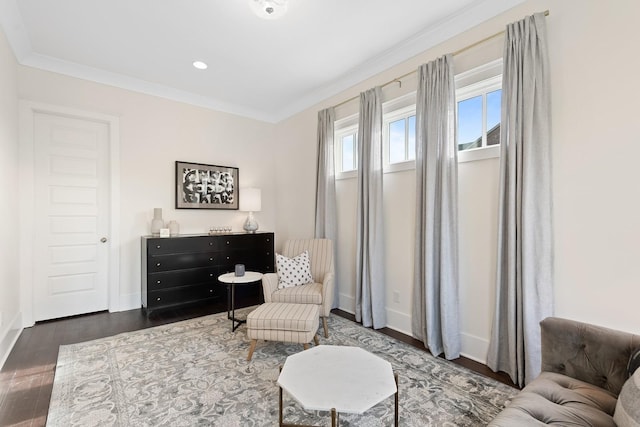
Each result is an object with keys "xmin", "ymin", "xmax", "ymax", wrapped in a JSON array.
[
  {"xmin": 272, "ymin": 282, "xmax": 323, "ymax": 305},
  {"xmin": 489, "ymin": 372, "xmax": 617, "ymax": 427},
  {"xmin": 614, "ymin": 366, "xmax": 640, "ymax": 427},
  {"xmin": 276, "ymin": 251, "xmax": 313, "ymax": 289}
]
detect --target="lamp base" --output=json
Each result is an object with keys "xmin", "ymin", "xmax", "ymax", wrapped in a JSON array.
[{"xmin": 243, "ymin": 212, "xmax": 259, "ymax": 234}]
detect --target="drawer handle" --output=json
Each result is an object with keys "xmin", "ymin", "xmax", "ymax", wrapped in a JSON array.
[
  {"xmin": 226, "ymin": 241, "xmax": 230, "ymax": 245},
  {"xmin": 156, "ymin": 280, "xmax": 161, "ymax": 284},
  {"xmin": 267, "ymin": 238, "xmax": 270, "ymax": 242},
  {"xmin": 209, "ymin": 257, "xmax": 213, "ymax": 261},
  {"xmin": 209, "ymin": 289, "xmax": 213, "ymax": 293},
  {"xmin": 156, "ymin": 297, "xmax": 161, "ymax": 301},
  {"xmin": 226, "ymin": 256, "xmax": 230, "ymax": 260},
  {"xmin": 210, "ymin": 273, "xmax": 214, "ymax": 277},
  {"xmin": 156, "ymin": 245, "xmax": 161, "ymax": 249},
  {"xmin": 209, "ymin": 242, "xmax": 213, "ymax": 246},
  {"xmin": 156, "ymin": 263, "xmax": 161, "ymax": 267}
]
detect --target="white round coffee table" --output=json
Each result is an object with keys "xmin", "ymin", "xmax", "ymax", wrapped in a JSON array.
[
  {"xmin": 217, "ymin": 271, "xmax": 263, "ymax": 331},
  {"xmin": 277, "ymin": 345, "xmax": 398, "ymax": 426}
]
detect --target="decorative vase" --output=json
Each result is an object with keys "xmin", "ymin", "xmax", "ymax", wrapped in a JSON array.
[
  {"xmin": 168, "ymin": 220, "xmax": 179, "ymax": 236},
  {"xmin": 243, "ymin": 211, "xmax": 259, "ymax": 233},
  {"xmin": 151, "ymin": 208, "xmax": 164, "ymax": 236}
]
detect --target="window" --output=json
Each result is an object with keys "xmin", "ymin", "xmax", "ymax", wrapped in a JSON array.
[
  {"xmin": 383, "ymin": 95, "xmax": 417, "ymax": 172},
  {"xmin": 455, "ymin": 59, "xmax": 502, "ymax": 162},
  {"xmin": 339, "ymin": 131, "xmax": 358, "ymax": 172},
  {"xmin": 335, "ymin": 114, "xmax": 359, "ymax": 178},
  {"xmin": 386, "ymin": 111, "xmax": 416, "ymax": 165},
  {"xmin": 457, "ymin": 81, "xmax": 502, "ymax": 151}
]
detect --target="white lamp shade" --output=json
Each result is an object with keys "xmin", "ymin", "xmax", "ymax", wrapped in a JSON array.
[{"xmin": 240, "ymin": 188, "xmax": 261, "ymax": 212}]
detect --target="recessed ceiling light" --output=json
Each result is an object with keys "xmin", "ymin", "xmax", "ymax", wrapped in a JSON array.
[
  {"xmin": 249, "ymin": 0, "xmax": 288, "ymax": 20},
  {"xmin": 193, "ymin": 61, "xmax": 208, "ymax": 70}
]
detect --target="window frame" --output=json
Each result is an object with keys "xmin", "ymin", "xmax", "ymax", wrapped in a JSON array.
[
  {"xmin": 334, "ymin": 114, "xmax": 359, "ymax": 180},
  {"xmin": 455, "ymin": 59, "xmax": 503, "ymax": 163},
  {"xmin": 382, "ymin": 92, "xmax": 417, "ymax": 173}
]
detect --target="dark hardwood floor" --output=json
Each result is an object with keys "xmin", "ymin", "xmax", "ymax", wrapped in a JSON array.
[{"xmin": 0, "ymin": 303, "xmax": 517, "ymax": 427}]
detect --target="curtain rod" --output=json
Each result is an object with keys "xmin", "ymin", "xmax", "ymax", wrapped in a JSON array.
[{"xmin": 332, "ymin": 10, "xmax": 549, "ymax": 110}]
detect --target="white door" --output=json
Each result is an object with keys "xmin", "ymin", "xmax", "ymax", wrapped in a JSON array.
[{"xmin": 32, "ymin": 112, "xmax": 110, "ymax": 321}]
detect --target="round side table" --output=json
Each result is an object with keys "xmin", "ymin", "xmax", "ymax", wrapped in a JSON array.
[{"xmin": 217, "ymin": 271, "xmax": 263, "ymax": 331}]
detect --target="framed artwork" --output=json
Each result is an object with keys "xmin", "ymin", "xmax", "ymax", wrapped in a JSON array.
[{"xmin": 175, "ymin": 161, "xmax": 239, "ymax": 210}]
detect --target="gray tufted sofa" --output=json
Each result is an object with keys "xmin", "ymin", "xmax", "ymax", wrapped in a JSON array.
[{"xmin": 489, "ymin": 317, "xmax": 640, "ymax": 426}]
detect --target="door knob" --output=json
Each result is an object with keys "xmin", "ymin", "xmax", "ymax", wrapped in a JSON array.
[{"xmin": 100, "ymin": 237, "xmax": 108, "ymax": 243}]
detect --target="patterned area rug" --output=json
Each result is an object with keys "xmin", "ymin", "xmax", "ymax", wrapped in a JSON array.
[{"xmin": 47, "ymin": 308, "xmax": 517, "ymax": 426}]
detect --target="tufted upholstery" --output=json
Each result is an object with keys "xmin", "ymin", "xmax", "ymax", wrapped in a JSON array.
[
  {"xmin": 262, "ymin": 239, "xmax": 334, "ymax": 338},
  {"xmin": 489, "ymin": 317, "xmax": 640, "ymax": 426}
]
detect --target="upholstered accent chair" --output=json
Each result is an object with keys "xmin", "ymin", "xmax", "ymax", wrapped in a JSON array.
[
  {"xmin": 489, "ymin": 317, "xmax": 640, "ymax": 426},
  {"xmin": 262, "ymin": 238, "xmax": 335, "ymax": 338}
]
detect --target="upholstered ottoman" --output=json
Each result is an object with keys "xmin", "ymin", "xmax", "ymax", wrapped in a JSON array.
[{"xmin": 246, "ymin": 302, "xmax": 319, "ymax": 361}]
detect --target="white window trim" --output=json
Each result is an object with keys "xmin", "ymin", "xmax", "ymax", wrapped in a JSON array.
[
  {"xmin": 458, "ymin": 145, "xmax": 500, "ymax": 163},
  {"xmin": 335, "ymin": 113, "xmax": 359, "ymax": 180},
  {"xmin": 382, "ymin": 92, "xmax": 417, "ymax": 173},
  {"xmin": 455, "ymin": 59, "xmax": 503, "ymax": 162}
]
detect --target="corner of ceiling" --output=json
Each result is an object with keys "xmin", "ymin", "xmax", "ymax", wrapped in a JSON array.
[
  {"xmin": 269, "ymin": 0, "xmax": 527, "ymax": 123},
  {"xmin": 0, "ymin": 0, "xmax": 33, "ymax": 63},
  {"xmin": 1, "ymin": 0, "xmax": 526, "ymax": 125}
]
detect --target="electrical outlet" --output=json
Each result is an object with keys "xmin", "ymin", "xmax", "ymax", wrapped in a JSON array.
[{"xmin": 393, "ymin": 291, "xmax": 400, "ymax": 303}]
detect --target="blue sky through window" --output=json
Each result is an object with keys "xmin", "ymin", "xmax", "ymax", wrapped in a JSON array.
[
  {"xmin": 458, "ymin": 96, "xmax": 482, "ymax": 147},
  {"xmin": 389, "ymin": 119, "xmax": 405, "ymax": 163},
  {"xmin": 486, "ymin": 89, "xmax": 501, "ymax": 130},
  {"xmin": 342, "ymin": 134, "xmax": 355, "ymax": 171}
]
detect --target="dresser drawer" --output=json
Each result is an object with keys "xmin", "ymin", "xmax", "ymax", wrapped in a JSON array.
[
  {"xmin": 147, "ymin": 236, "xmax": 221, "ymax": 255},
  {"xmin": 221, "ymin": 233, "xmax": 274, "ymax": 250},
  {"xmin": 147, "ymin": 284, "xmax": 220, "ymax": 309},
  {"xmin": 148, "ymin": 251, "xmax": 221, "ymax": 272},
  {"xmin": 244, "ymin": 254, "xmax": 275, "ymax": 273},
  {"xmin": 147, "ymin": 267, "xmax": 219, "ymax": 291}
]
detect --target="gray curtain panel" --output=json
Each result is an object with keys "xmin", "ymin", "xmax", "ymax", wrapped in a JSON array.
[
  {"xmin": 314, "ymin": 107, "xmax": 339, "ymax": 308},
  {"xmin": 411, "ymin": 55, "xmax": 461, "ymax": 360},
  {"xmin": 487, "ymin": 12, "xmax": 553, "ymax": 387},
  {"xmin": 355, "ymin": 87, "xmax": 386, "ymax": 329}
]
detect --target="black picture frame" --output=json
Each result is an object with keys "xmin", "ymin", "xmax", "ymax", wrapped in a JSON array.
[{"xmin": 175, "ymin": 161, "xmax": 239, "ymax": 210}]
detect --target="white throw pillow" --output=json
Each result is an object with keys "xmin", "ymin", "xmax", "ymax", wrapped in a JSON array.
[
  {"xmin": 614, "ymin": 362, "xmax": 640, "ymax": 427},
  {"xmin": 276, "ymin": 251, "xmax": 313, "ymax": 289}
]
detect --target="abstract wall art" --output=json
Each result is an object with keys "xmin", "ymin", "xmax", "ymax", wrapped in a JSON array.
[{"xmin": 175, "ymin": 161, "xmax": 239, "ymax": 209}]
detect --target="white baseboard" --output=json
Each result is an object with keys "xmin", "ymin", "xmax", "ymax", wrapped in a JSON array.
[
  {"xmin": 460, "ymin": 331, "xmax": 490, "ymax": 364},
  {"xmin": 115, "ymin": 292, "xmax": 141, "ymax": 313},
  {"xmin": 335, "ymin": 296, "xmax": 490, "ymax": 364},
  {"xmin": 337, "ymin": 294, "xmax": 413, "ymax": 336},
  {"xmin": 385, "ymin": 308, "xmax": 412, "ymax": 336},
  {"xmin": 338, "ymin": 293, "xmax": 355, "ymax": 314},
  {"xmin": 0, "ymin": 311, "xmax": 23, "ymax": 369}
]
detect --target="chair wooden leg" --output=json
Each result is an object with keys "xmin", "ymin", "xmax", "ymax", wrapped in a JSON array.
[
  {"xmin": 313, "ymin": 334, "xmax": 319, "ymax": 345},
  {"xmin": 303, "ymin": 343, "xmax": 309, "ymax": 350},
  {"xmin": 247, "ymin": 339, "xmax": 257, "ymax": 361},
  {"xmin": 322, "ymin": 316, "xmax": 329, "ymax": 338}
]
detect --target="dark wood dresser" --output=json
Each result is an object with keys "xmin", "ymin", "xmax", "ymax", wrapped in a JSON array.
[{"xmin": 141, "ymin": 232, "xmax": 274, "ymax": 314}]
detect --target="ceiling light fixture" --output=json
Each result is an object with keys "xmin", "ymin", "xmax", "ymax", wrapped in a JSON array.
[
  {"xmin": 192, "ymin": 61, "xmax": 208, "ymax": 70},
  {"xmin": 249, "ymin": 0, "xmax": 288, "ymax": 20}
]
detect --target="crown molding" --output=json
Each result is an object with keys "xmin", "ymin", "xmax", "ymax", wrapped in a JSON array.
[{"xmin": 0, "ymin": 0, "xmax": 524, "ymax": 124}]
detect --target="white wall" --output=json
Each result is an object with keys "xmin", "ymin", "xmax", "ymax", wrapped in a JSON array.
[
  {"xmin": 4, "ymin": 0, "xmax": 638, "ymax": 366},
  {"xmin": 549, "ymin": 0, "xmax": 640, "ymax": 333},
  {"xmin": 275, "ymin": 0, "xmax": 640, "ymax": 363},
  {"xmin": 18, "ymin": 67, "xmax": 278, "ymax": 315},
  {"xmin": 0, "ymin": 27, "xmax": 22, "ymax": 366}
]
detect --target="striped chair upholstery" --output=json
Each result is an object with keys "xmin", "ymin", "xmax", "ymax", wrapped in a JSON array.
[
  {"xmin": 246, "ymin": 303, "xmax": 319, "ymax": 361},
  {"xmin": 262, "ymin": 239, "xmax": 334, "ymax": 338}
]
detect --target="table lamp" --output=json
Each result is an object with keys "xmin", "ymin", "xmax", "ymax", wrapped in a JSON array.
[{"xmin": 240, "ymin": 188, "xmax": 261, "ymax": 233}]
